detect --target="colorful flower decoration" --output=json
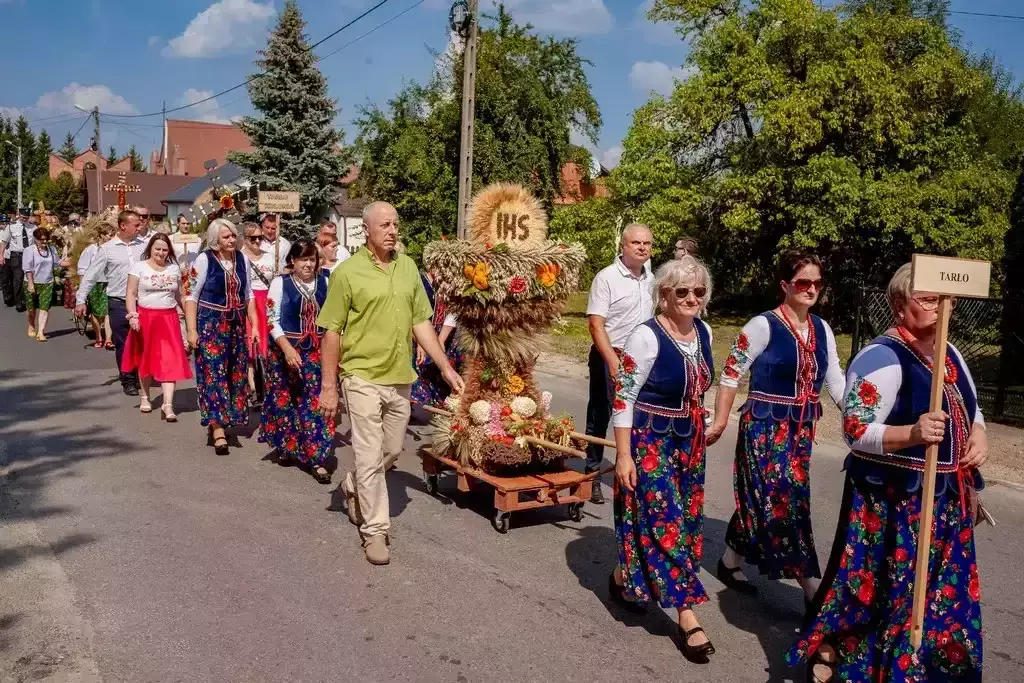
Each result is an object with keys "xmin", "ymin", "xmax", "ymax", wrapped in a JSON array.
[
  {"xmin": 508, "ymin": 276, "xmax": 528, "ymax": 295},
  {"xmin": 463, "ymin": 262, "xmax": 490, "ymax": 290},
  {"xmin": 536, "ymin": 264, "xmax": 560, "ymax": 288},
  {"xmin": 469, "ymin": 400, "xmax": 492, "ymax": 425},
  {"xmin": 511, "ymin": 396, "xmax": 537, "ymax": 418},
  {"xmin": 506, "ymin": 374, "xmax": 525, "ymax": 395},
  {"xmin": 220, "ymin": 193, "xmax": 235, "ymax": 211}
]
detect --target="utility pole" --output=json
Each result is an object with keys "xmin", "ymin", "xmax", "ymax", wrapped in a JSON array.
[
  {"xmin": 453, "ymin": 0, "xmax": 479, "ymax": 239},
  {"xmin": 77, "ymin": 105, "xmax": 101, "ymax": 214}
]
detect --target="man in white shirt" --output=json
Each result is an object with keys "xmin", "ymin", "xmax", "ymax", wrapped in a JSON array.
[
  {"xmin": 0, "ymin": 208, "xmax": 34, "ymax": 311},
  {"xmin": 76, "ymin": 210, "xmax": 146, "ymax": 396},
  {"xmin": 584, "ymin": 223, "xmax": 654, "ymax": 503},
  {"xmin": 259, "ymin": 213, "xmax": 290, "ymax": 274},
  {"xmin": 136, "ymin": 206, "xmax": 153, "ymax": 241}
]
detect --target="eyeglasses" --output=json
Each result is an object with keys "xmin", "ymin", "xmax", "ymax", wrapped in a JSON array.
[
  {"xmin": 671, "ymin": 286, "xmax": 707, "ymax": 300},
  {"xmin": 911, "ymin": 296, "xmax": 957, "ymax": 311},
  {"xmin": 247, "ymin": 234, "xmax": 264, "ymax": 242},
  {"xmin": 791, "ymin": 278, "xmax": 824, "ymax": 293}
]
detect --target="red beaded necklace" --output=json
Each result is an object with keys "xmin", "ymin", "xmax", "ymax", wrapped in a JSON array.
[
  {"xmin": 777, "ymin": 305, "xmax": 816, "ymax": 352},
  {"xmin": 895, "ymin": 326, "xmax": 958, "ymax": 384}
]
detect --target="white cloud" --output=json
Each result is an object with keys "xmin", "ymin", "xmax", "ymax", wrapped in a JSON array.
[
  {"xmin": 36, "ymin": 83, "xmax": 138, "ymax": 115},
  {"xmin": 497, "ymin": 0, "xmax": 613, "ymax": 36},
  {"xmin": 179, "ymin": 88, "xmax": 233, "ymax": 124},
  {"xmin": 600, "ymin": 145, "xmax": 623, "ymax": 169},
  {"xmin": 0, "ymin": 106, "xmax": 23, "ymax": 120},
  {"xmin": 163, "ymin": 0, "xmax": 275, "ymax": 59},
  {"xmin": 628, "ymin": 61, "xmax": 694, "ymax": 96},
  {"xmin": 631, "ymin": 0, "xmax": 682, "ymax": 46},
  {"xmin": 148, "ymin": 35, "xmax": 162, "ymax": 48}
]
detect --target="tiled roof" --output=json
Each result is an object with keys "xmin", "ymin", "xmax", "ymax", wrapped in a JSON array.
[
  {"xmin": 163, "ymin": 163, "xmax": 246, "ymax": 204},
  {"xmin": 85, "ymin": 171, "xmax": 194, "ymax": 215},
  {"xmin": 159, "ymin": 120, "xmax": 253, "ymax": 177}
]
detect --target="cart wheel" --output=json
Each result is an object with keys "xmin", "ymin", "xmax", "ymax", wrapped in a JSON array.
[
  {"xmin": 491, "ymin": 510, "xmax": 510, "ymax": 534},
  {"xmin": 423, "ymin": 472, "xmax": 439, "ymax": 496},
  {"xmin": 567, "ymin": 502, "xmax": 584, "ymax": 522}
]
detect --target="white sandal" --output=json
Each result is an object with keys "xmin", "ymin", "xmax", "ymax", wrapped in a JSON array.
[
  {"xmin": 160, "ymin": 404, "xmax": 178, "ymax": 422},
  {"xmin": 139, "ymin": 397, "xmax": 153, "ymax": 413}
]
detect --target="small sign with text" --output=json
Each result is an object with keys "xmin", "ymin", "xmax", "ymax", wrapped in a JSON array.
[
  {"xmin": 911, "ymin": 254, "xmax": 991, "ymax": 298},
  {"xmin": 258, "ymin": 191, "xmax": 301, "ymax": 213}
]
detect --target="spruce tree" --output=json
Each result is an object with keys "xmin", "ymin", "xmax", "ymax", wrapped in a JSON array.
[
  {"xmin": 32, "ymin": 130, "xmax": 52, "ymax": 180},
  {"xmin": 229, "ymin": 0, "xmax": 350, "ymax": 238},
  {"xmin": 107, "ymin": 146, "xmax": 118, "ymax": 165},
  {"xmin": 127, "ymin": 144, "xmax": 146, "ymax": 172},
  {"xmin": 57, "ymin": 132, "xmax": 79, "ymax": 163}
]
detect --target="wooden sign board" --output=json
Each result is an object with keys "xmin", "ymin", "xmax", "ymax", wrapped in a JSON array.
[
  {"xmin": 258, "ymin": 191, "xmax": 301, "ymax": 213},
  {"xmin": 171, "ymin": 233, "xmax": 201, "ymax": 244},
  {"xmin": 911, "ymin": 254, "xmax": 991, "ymax": 298}
]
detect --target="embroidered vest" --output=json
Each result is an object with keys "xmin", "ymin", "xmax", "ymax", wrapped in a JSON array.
[
  {"xmin": 198, "ymin": 250, "xmax": 248, "ymax": 311},
  {"xmin": 633, "ymin": 318, "xmax": 715, "ymax": 437},
  {"xmin": 744, "ymin": 311, "xmax": 828, "ymax": 422},
  {"xmin": 850, "ymin": 335, "xmax": 976, "ymax": 474},
  {"xmin": 279, "ymin": 274, "xmax": 329, "ymax": 350}
]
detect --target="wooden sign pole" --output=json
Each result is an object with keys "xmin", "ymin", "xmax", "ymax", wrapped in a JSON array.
[{"xmin": 909, "ymin": 295, "xmax": 952, "ymax": 651}]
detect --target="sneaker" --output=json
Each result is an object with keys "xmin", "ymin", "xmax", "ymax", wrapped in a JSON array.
[
  {"xmin": 344, "ymin": 489, "xmax": 364, "ymax": 527},
  {"xmin": 590, "ymin": 480, "xmax": 605, "ymax": 505},
  {"xmin": 363, "ymin": 534, "xmax": 390, "ymax": 565}
]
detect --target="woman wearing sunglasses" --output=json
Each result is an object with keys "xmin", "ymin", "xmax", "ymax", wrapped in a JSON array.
[
  {"xmin": 609, "ymin": 256, "xmax": 717, "ymax": 664},
  {"xmin": 707, "ymin": 250, "xmax": 844, "ymax": 606},
  {"xmin": 259, "ymin": 239, "xmax": 335, "ymax": 484},
  {"xmin": 23, "ymin": 227, "xmax": 69, "ymax": 341},
  {"xmin": 788, "ymin": 262, "xmax": 987, "ymax": 683},
  {"xmin": 241, "ymin": 222, "xmax": 274, "ymax": 407}
]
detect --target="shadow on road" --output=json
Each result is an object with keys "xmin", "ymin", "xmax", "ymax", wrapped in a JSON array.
[{"xmin": 0, "ymin": 369, "xmax": 147, "ymax": 581}]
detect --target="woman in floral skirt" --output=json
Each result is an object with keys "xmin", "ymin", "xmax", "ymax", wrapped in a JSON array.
[
  {"xmin": 706, "ymin": 250, "xmax": 844, "ymax": 603},
  {"xmin": 411, "ymin": 270, "xmax": 463, "ymax": 408},
  {"xmin": 259, "ymin": 239, "xmax": 335, "ymax": 483},
  {"xmin": 610, "ymin": 256, "xmax": 717, "ymax": 663},
  {"xmin": 787, "ymin": 263, "xmax": 988, "ymax": 683},
  {"xmin": 184, "ymin": 219, "xmax": 259, "ymax": 455}
]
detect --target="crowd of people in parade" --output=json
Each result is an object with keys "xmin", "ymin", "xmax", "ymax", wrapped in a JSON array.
[{"xmin": 0, "ymin": 203, "xmax": 991, "ymax": 681}]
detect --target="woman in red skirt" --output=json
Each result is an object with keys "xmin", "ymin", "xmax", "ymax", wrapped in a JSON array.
[{"xmin": 122, "ymin": 233, "xmax": 193, "ymax": 421}]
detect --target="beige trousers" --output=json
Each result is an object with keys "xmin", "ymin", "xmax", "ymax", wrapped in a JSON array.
[{"xmin": 340, "ymin": 374, "xmax": 411, "ymax": 538}]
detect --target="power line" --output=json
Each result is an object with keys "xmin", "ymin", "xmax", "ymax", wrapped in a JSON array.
[
  {"xmin": 103, "ymin": 0, "xmax": 394, "ymax": 120},
  {"xmin": 318, "ymin": 0, "xmax": 426, "ymax": 62},
  {"xmin": 70, "ymin": 114, "xmax": 92, "ymax": 141},
  {"xmin": 949, "ymin": 10, "xmax": 1024, "ymax": 21}
]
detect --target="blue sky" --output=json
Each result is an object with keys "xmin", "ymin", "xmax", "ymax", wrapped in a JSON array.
[{"xmin": 1, "ymin": 0, "xmax": 1022, "ymax": 170}]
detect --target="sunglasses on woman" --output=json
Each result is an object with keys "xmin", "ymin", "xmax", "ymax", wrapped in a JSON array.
[
  {"xmin": 671, "ymin": 286, "xmax": 707, "ymax": 299},
  {"xmin": 790, "ymin": 278, "xmax": 824, "ymax": 293},
  {"xmin": 247, "ymin": 234, "xmax": 264, "ymax": 242}
]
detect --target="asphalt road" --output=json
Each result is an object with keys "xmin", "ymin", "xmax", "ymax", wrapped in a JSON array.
[{"xmin": 1, "ymin": 305, "xmax": 1023, "ymax": 683}]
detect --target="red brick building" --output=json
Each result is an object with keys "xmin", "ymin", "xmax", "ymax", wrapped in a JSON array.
[
  {"xmin": 49, "ymin": 149, "xmax": 131, "ymax": 181},
  {"xmin": 149, "ymin": 119, "xmax": 254, "ymax": 177}
]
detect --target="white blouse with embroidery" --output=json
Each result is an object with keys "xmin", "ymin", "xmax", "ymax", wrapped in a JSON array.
[
  {"xmin": 842, "ymin": 341, "xmax": 984, "ymax": 455},
  {"xmin": 719, "ymin": 313, "xmax": 845, "ymax": 406},
  {"xmin": 611, "ymin": 320, "xmax": 712, "ymax": 429},
  {"xmin": 184, "ymin": 251, "xmax": 255, "ymax": 304},
  {"xmin": 265, "ymin": 275, "xmax": 325, "ymax": 342}
]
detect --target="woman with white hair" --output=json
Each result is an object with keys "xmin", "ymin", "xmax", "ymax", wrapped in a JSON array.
[
  {"xmin": 707, "ymin": 250, "xmax": 844, "ymax": 605},
  {"xmin": 787, "ymin": 262, "xmax": 987, "ymax": 683},
  {"xmin": 184, "ymin": 219, "xmax": 259, "ymax": 455},
  {"xmin": 609, "ymin": 255, "xmax": 717, "ymax": 664}
]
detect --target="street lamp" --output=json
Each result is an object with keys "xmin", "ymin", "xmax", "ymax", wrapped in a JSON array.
[{"xmin": 3, "ymin": 140, "xmax": 21, "ymax": 211}]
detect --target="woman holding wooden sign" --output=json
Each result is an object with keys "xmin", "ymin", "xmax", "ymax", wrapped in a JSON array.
[
  {"xmin": 707, "ymin": 250, "xmax": 845, "ymax": 603},
  {"xmin": 788, "ymin": 262, "xmax": 987, "ymax": 682}
]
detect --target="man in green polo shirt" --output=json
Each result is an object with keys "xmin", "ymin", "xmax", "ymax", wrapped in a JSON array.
[{"xmin": 318, "ymin": 201, "xmax": 463, "ymax": 566}]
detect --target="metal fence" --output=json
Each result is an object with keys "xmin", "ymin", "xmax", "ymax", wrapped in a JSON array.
[{"xmin": 850, "ymin": 287, "xmax": 1024, "ymax": 422}]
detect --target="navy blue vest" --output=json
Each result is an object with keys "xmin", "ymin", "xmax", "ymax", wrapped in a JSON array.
[
  {"xmin": 632, "ymin": 318, "xmax": 715, "ymax": 437},
  {"xmin": 279, "ymin": 274, "xmax": 329, "ymax": 350},
  {"xmin": 743, "ymin": 311, "xmax": 828, "ymax": 422},
  {"xmin": 198, "ymin": 250, "xmax": 248, "ymax": 311}
]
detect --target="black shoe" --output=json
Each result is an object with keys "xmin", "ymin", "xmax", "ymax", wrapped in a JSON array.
[
  {"xmin": 678, "ymin": 625, "xmax": 715, "ymax": 663},
  {"xmin": 214, "ymin": 438, "xmax": 230, "ymax": 456},
  {"xmin": 15, "ymin": 306, "xmax": 25, "ymax": 313},
  {"xmin": 122, "ymin": 384, "xmax": 139, "ymax": 397},
  {"xmin": 717, "ymin": 558, "xmax": 757, "ymax": 596},
  {"xmin": 590, "ymin": 480, "xmax": 605, "ymax": 504},
  {"xmin": 607, "ymin": 573, "xmax": 647, "ymax": 614}
]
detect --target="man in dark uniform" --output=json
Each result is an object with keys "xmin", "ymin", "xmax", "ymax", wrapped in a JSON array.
[{"xmin": 0, "ymin": 208, "xmax": 34, "ymax": 310}]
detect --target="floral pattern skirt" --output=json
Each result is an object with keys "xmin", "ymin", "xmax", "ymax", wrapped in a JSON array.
[
  {"xmin": 86, "ymin": 282, "xmax": 108, "ymax": 317},
  {"xmin": 258, "ymin": 342, "xmax": 335, "ymax": 467},
  {"xmin": 410, "ymin": 341, "xmax": 465, "ymax": 407},
  {"xmin": 725, "ymin": 412, "xmax": 820, "ymax": 580},
  {"xmin": 786, "ymin": 474, "xmax": 982, "ymax": 682},
  {"xmin": 24, "ymin": 281, "xmax": 54, "ymax": 311},
  {"xmin": 195, "ymin": 307, "xmax": 250, "ymax": 428},
  {"xmin": 614, "ymin": 420, "xmax": 708, "ymax": 609}
]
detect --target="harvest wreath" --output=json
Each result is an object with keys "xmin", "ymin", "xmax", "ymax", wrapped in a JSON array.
[{"xmin": 422, "ymin": 183, "xmax": 587, "ymax": 474}]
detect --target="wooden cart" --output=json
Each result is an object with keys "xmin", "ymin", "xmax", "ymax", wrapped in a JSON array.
[{"xmin": 419, "ymin": 447, "xmax": 605, "ymax": 533}]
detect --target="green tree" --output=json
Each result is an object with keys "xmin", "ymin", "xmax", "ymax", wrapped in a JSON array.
[
  {"xmin": 107, "ymin": 146, "xmax": 118, "ymax": 165},
  {"xmin": 997, "ymin": 163, "xmax": 1024, "ymax": 413},
  {"xmin": 615, "ymin": 0, "xmax": 1021, "ymax": 319},
  {"xmin": 0, "ymin": 116, "xmax": 15, "ymax": 212},
  {"xmin": 353, "ymin": 5, "xmax": 601, "ymax": 260},
  {"xmin": 32, "ymin": 130, "xmax": 52, "ymax": 181},
  {"xmin": 127, "ymin": 144, "xmax": 146, "ymax": 172},
  {"xmin": 57, "ymin": 131, "xmax": 79, "ymax": 164},
  {"xmin": 229, "ymin": 0, "xmax": 350, "ymax": 239},
  {"xmin": 36, "ymin": 171, "xmax": 86, "ymax": 218},
  {"xmin": 548, "ymin": 197, "xmax": 620, "ymax": 286}
]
